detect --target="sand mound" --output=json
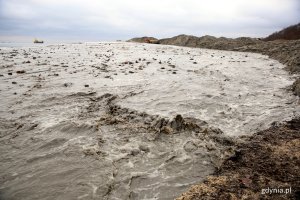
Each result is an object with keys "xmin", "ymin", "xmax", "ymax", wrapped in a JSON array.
[{"xmin": 158, "ymin": 34, "xmax": 261, "ymax": 50}]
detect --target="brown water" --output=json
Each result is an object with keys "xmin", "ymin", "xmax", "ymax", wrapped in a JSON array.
[{"xmin": 0, "ymin": 42, "xmax": 298, "ymax": 200}]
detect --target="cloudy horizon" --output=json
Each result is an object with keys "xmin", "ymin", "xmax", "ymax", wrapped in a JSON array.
[{"xmin": 0, "ymin": 0, "xmax": 299, "ymax": 42}]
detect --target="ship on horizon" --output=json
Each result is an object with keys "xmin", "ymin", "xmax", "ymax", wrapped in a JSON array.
[{"xmin": 33, "ymin": 38, "xmax": 44, "ymax": 43}]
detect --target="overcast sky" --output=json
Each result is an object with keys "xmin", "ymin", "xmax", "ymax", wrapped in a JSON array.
[{"xmin": 0, "ymin": 0, "xmax": 299, "ymax": 42}]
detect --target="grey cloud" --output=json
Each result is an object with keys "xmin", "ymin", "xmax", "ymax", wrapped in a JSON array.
[{"xmin": 0, "ymin": 0, "xmax": 299, "ymax": 42}]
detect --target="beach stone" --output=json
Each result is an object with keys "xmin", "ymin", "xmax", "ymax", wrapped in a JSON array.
[
  {"xmin": 16, "ymin": 70, "xmax": 26, "ymax": 74},
  {"xmin": 63, "ymin": 82, "xmax": 73, "ymax": 87}
]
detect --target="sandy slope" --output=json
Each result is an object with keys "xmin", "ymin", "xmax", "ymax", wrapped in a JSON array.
[{"xmin": 0, "ymin": 42, "xmax": 299, "ymax": 200}]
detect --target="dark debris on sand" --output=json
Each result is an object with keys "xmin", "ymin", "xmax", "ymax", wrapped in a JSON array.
[
  {"xmin": 177, "ymin": 118, "xmax": 300, "ymax": 200},
  {"xmin": 128, "ymin": 35, "xmax": 300, "ymax": 96}
]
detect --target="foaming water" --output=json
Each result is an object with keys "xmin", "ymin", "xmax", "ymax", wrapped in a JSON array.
[{"xmin": 0, "ymin": 42, "xmax": 298, "ymax": 200}]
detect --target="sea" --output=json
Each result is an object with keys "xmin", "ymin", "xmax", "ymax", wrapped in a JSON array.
[
  {"xmin": 0, "ymin": 41, "xmax": 116, "ymax": 48},
  {"xmin": 0, "ymin": 42, "xmax": 55, "ymax": 48}
]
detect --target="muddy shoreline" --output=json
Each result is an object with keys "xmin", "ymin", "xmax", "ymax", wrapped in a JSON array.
[
  {"xmin": 128, "ymin": 37, "xmax": 300, "ymax": 199},
  {"xmin": 129, "ymin": 36, "xmax": 300, "ymax": 96},
  {"xmin": 177, "ymin": 118, "xmax": 300, "ymax": 200},
  {"xmin": 0, "ymin": 42, "xmax": 299, "ymax": 199}
]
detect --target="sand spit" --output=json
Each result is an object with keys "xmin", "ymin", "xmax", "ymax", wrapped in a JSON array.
[{"xmin": 0, "ymin": 42, "xmax": 299, "ymax": 200}]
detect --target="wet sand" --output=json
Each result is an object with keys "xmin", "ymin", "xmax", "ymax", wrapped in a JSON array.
[{"xmin": 0, "ymin": 42, "xmax": 299, "ymax": 200}]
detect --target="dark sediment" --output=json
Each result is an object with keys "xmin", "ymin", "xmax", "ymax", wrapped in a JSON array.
[{"xmin": 176, "ymin": 119, "xmax": 300, "ymax": 200}]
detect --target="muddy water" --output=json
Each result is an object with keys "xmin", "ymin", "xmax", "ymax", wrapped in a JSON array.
[
  {"xmin": 116, "ymin": 45, "xmax": 299, "ymax": 135},
  {"xmin": 0, "ymin": 43, "xmax": 298, "ymax": 200}
]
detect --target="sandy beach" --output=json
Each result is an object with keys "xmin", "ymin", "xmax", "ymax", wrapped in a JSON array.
[{"xmin": 0, "ymin": 42, "xmax": 299, "ymax": 199}]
